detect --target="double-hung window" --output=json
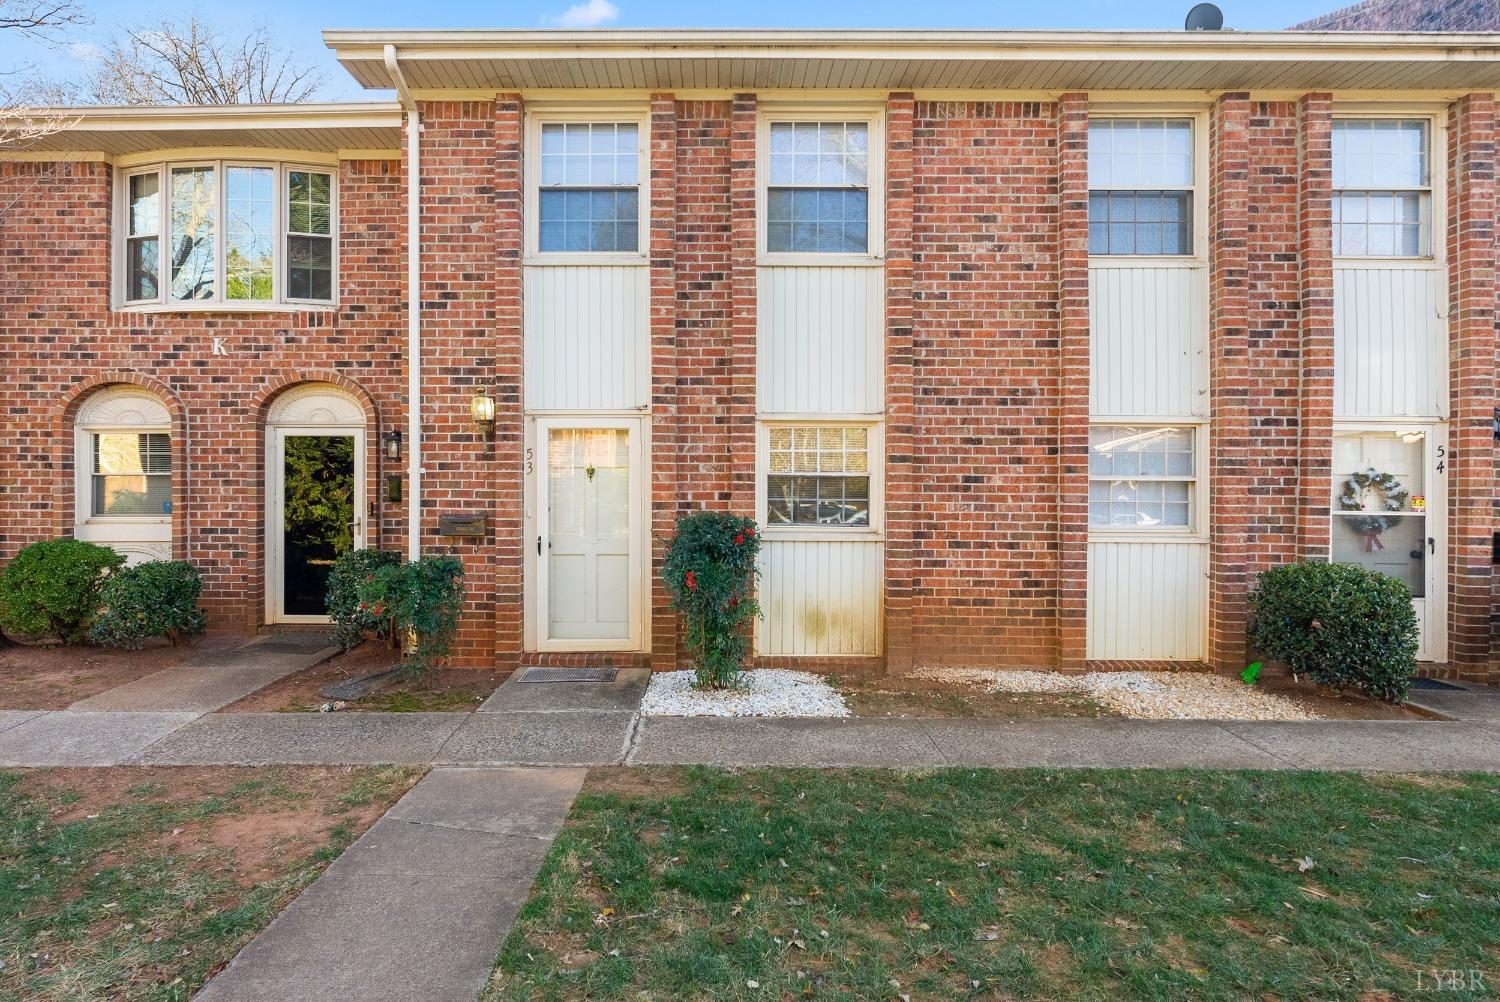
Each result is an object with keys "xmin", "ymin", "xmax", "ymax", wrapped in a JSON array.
[
  {"xmin": 119, "ymin": 160, "xmax": 335, "ymax": 308},
  {"xmin": 1332, "ymin": 119, "xmax": 1431, "ymax": 257},
  {"xmin": 764, "ymin": 119, "xmax": 873, "ymax": 255},
  {"xmin": 1088, "ymin": 119, "xmax": 1194, "ymax": 256},
  {"xmin": 535, "ymin": 121, "xmax": 641, "ymax": 254},
  {"xmin": 765, "ymin": 425, "xmax": 877, "ymax": 529},
  {"xmin": 1088, "ymin": 426, "xmax": 1198, "ymax": 530},
  {"xmin": 91, "ymin": 432, "xmax": 172, "ymax": 517}
]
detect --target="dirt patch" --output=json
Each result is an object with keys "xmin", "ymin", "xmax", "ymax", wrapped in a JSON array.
[
  {"xmin": 1244, "ymin": 667, "xmax": 1428, "ymax": 721},
  {"xmin": 15, "ymin": 765, "xmax": 422, "ymax": 888},
  {"xmin": 223, "ymin": 642, "xmax": 504, "ymax": 713},
  {"xmin": 832, "ymin": 672, "xmax": 1114, "ymax": 719},
  {"xmin": 0, "ymin": 636, "xmax": 242, "ymax": 710},
  {"xmin": 583, "ymin": 766, "xmax": 692, "ymax": 800}
]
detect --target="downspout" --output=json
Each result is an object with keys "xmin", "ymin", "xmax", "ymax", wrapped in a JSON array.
[{"xmin": 385, "ymin": 44, "xmax": 422, "ymax": 561}]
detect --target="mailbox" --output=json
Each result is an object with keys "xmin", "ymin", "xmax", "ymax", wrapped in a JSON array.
[{"xmin": 437, "ymin": 513, "xmax": 488, "ymax": 538}]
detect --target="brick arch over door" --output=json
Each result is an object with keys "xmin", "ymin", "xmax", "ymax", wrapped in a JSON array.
[
  {"xmin": 251, "ymin": 373, "xmax": 386, "ymax": 631},
  {"xmin": 55, "ymin": 372, "xmax": 189, "ymax": 561}
]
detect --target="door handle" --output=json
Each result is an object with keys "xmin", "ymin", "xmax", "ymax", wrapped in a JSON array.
[
  {"xmin": 1429, "ymin": 536, "xmax": 1436, "ymax": 556},
  {"xmin": 537, "ymin": 535, "xmax": 542, "ymax": 556}
]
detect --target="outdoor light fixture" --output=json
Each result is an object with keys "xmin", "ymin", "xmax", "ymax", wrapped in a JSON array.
[
  {"xmin": 383, "ymin": 428, "xmax": 402, "ymax": 461},
  {"xmin": 471, "ymin": 386, "xmax": 496, "ymax": 436}
]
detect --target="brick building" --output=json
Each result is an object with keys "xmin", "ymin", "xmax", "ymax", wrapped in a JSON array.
[{"xmin": 3, "ymin": 29, "xmax": 1499, "ymax": 681}]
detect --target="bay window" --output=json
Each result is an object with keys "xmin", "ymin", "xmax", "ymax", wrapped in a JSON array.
[
  {"xmin": 1333, "ymin": 119, "xmax": 1431, "ymax": 257},
  {"xmin": 119, "ymin": 159, "xmax": 335, "ymax": 307}
]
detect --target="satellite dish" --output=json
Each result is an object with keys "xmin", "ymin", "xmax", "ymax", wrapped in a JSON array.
[{"xmin": 1184, "ymin": 2, "xmax": 1225, "ymax": 30}]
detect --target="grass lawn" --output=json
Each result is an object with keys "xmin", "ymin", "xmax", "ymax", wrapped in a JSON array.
[
  {"xmin": 0, "ymin": 765, "xmax": 423, "ymax": 1001},
  {"xmin": 491, "ymin": 767, "xmax": 1499, "ymax": 1001}
]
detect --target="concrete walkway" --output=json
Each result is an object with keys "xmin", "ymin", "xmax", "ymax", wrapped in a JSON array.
[
  {"xmin": 195, "ymin": 767, "xmax": 585, "ymax": 1002},
  {"xmin": 1406, "ymin": 678, "xmax": 1500, "ymax": 724}
]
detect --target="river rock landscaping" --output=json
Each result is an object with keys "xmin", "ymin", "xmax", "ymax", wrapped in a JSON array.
[{"xmin": 641, "ymin": 669, "xmax": 851, "ymax": 718}]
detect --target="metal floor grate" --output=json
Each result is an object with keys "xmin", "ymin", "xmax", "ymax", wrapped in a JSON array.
[{"xmin": 517, "ymin": 667, "xmax": 619, "ymax": 683}]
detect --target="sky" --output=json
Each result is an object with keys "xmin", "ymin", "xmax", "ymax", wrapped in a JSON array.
[{"xmin": 5, "ymin": 0, "xmax": 1337, "ymax": 102}]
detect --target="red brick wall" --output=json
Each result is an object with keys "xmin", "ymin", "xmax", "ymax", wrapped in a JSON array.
[
  {"xmin": 907, "ymin": 101, "xmax": 1064, "ymax": 667},
  {"xmin": 0, "ymin": 157, "xmax": 406, "ymax": 633}
]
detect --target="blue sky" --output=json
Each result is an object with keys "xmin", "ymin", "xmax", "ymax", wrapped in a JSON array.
[{"xmin": 8, "ymin": 0, "xmax": 1334, "ymax": 102}]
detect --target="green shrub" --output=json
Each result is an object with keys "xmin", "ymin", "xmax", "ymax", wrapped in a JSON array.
[
  {"xmin": 355, "ymin": 554, "xmax": 466, "ymax": 673},
  {"xmin": 1247, "ymin": 561, "xmax": 1418, "ymax": 703},
  {"xmin": 661, "ymin": 510, "xmax": 761, "ymax": 689},
  {"xmin": 89, "ymin": 561, "xmax": 207, "ymax": 650},
  {"xmin": 326, "ymin": 548, "xmax": 402, "ymax": 650},
  {"xmin": 0, "ymin": 539, "xmax": 125, "ymax": 643}
]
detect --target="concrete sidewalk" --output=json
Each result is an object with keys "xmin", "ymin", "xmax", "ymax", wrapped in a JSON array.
[{"xmin": 194, "ymin": 767, "xmax": 585, "ymax": 1002}]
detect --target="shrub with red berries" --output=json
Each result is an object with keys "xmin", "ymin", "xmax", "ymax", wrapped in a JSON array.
[{"xmin": 661, "ymin": 510, "xmax": 761, "ymax": 689}]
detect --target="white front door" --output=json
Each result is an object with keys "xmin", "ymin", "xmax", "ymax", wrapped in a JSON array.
[
  {"xmin": 268, "ymin": 427, "xmax": 366, "ymax": 624},
  {"xmin": 1331, "ymin": 426, "xmax": 1445, "ymax": 661},
  {"xmin": 536, "ymin": 419, "xmax": 642, "ymax": 650}
]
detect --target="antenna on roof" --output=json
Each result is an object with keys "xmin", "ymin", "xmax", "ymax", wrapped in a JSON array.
[{"xmin": 1184, "ymin": 2, "xmax": 1225, "ymax": 30}]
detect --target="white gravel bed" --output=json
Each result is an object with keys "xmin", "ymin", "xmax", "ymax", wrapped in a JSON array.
[
  {"xmin": 908, "ymin": 667, "xmax": 1321, "ymax": 721},
  {"xmin": 641, "ymin": 669, "xmax": 851, "ymax": 718}
]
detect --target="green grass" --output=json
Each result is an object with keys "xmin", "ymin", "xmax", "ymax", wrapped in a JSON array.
[
  {"xmin": 0, "ymin": 766, "xmax": 421, "ymax": 1001},
  {"xmin": 491, "ymin": 768, "xmax": 1500, "ymax": 1001}
]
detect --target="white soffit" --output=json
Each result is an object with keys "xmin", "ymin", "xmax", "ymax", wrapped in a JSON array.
[
  {"xmin": 14, "ymin": 102, "xmax": 404, "ymax": 155},
  {"xmin": 324, "ymin": 29, "xmax": 1500, "ymax": 94}
]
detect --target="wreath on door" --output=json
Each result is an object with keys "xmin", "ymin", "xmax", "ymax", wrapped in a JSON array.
[{"xmin": 1337, "ymin": 467, "xmax": 1410, "ymax": 551}]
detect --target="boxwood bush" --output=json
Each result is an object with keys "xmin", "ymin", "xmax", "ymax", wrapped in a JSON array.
[
  {"xmin": 90, "ymin": 560, "xmax": 207, "ymax": 649},
  {"xmin": 1247, "ymin": 561, "xmax": 1418, "ymax": 703},
  {"xmin": 0, "ymin": 539, "xmax": 125, "ymax": 643},
  {"xmin": 326, "ymin": 547, "xmax": 402, "ymax": 651}
]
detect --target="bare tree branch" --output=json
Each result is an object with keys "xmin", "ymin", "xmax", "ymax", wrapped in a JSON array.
[
  {"xmin": 88, "ymin": 15, "xmax": 324, "ymax": 105},
  {"xmin": 0, "ymin": 0, "xmax": 87, "ymax": 37}
]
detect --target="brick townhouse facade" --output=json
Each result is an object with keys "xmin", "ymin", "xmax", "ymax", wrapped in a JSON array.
[{"xmin": 2, "ymin": 30, "xmax": 1499, "ymax": 682}]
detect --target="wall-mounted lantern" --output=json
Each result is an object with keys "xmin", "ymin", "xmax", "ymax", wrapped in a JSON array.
[
  {"xmin": 383, "ymin": 428, "xmax": 403, "ymax": 461},
  {"xmin": 471, "ymin": 386, "xmax": 496, "ymax": 437}
]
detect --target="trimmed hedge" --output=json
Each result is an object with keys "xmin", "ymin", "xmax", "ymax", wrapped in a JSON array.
[
  {"xmin": 90, "ymin": 560, "xmax": 207, "ymax": 650},
  {"xmin": 1247, "ymin": 561, "xmax": 1418, "ymax": 704},
  {"xmin": 326, "ymin": 547, "xmax": 402, "ymax": 651},
  {"xmin": 0, "ymin": 539, "xmax": 125, "ymax": 643}
]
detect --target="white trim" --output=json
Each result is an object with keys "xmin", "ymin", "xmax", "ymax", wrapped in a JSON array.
[
  {"xmin": 755, "ymin": 419, "xmax": 885, "ymax": 541},
  {"xmin": 523, "ymin": 107, "xmax": 650, "ymax": 263},
  {"xmin": 265, "ymin": 422, "xmax": 368, "ymax": 625},
  {"xmin": 756, "ymin": 106, "xmax": 885, "ymax": 265},
  {"xmin": 112, "ymin": 158, "xmax": 338, "ymax": 311},
  {"xmin": 529, "ymin": 415, "xmax": 649, "ymax": 652}
]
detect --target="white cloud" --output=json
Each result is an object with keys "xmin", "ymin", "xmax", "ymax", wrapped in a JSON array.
[
  {"xmin": 68, "ymin": 41, "xmax": 101, "ymax": 62},
  {"xmin": 544, "ymin": 0, "xmax": 620, "ymax": 27}
]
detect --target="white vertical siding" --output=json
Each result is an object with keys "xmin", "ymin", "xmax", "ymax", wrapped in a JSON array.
[
  {"xmin": 756, "ymin": 540, "xmax": 883, "ymax": 656},
  {"xmin": 1333, "ymin": 266, "xmax": 1446, "ymax": 420},
  {"xmin": 1089, "ymin": 265, "xmax": 1207, "ymax": 419},
  {"xmin": 757, "ymin": 267, "xmax": 884, "ymax": 415},
  {"xmin": 1086, "ymin": 541, "xmax": 1208, "ymax": 661},
  {"xmin": 524, "ymin": 265, "xmax": 650, "ymax": 411}
]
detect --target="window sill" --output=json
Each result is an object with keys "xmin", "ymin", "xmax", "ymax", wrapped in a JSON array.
[
  {"xmin": 1088, "ymin": 256, "xmax": 1205, "ymax": 268},
  {"xmin": 1088, "ymin": 531, "xmax": 1207, "ymax": 545},
  {"xmin": 114, "ymin": 301, "xmax": 337, "ymax": 315},
  {"xmin": 1332, "ymin": 256, "xmax": 1439, "ymax": 268},
  {"xmin": 761, "ymin": 528, "xmax": 885, "ymax": 544},
  {"xmin": 523, "ymin": 254, "xmax": 649, "ymax": 268},
  {"xmin": 757, "ymin": 254, "xmax": 885, "ymax": 268}
]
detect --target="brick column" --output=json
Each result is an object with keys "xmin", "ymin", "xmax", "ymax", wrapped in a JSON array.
[
  {"xmin": 1446, "ymin": 93, "xmax": 1497, "ymax": 676},
  {"xmin": 649, "ymin": 93, "xmax": 680, "ymax": 670},
  {"xmin": 1056, "ymin": 92, "xmax": 1091, "ymax": 669},
  {"xmin": 1208, "ymin": 93, "xmax": 1253, "ymax": 671},
  {"xmin": 492, "ymin": 95, "xmax": 526, "ymax": 670},
  {"xmin": 1296, "ymin": 93, "xmax": 1335, "ymax": 562},
  {"xmin": 883, "ymin": 92, "xmax": 916, "ymax": 674},
  {"xmin": 729, "ymin": 94, "xmax": 758, "ymax": 515}
]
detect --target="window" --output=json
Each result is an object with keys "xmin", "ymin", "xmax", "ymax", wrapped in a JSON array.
[
  {"xmin": 766, "ymin": 121, "xmax": 869, "ymax": 254},
  {"xmin": 537, "ymin": 122, "xmax": 640, "ymax": 253},
  {"xmin": 91, "ymin": 432, "xmax": 171, "ymax": 517},
  {"xmin": 1333, "ymin": 120, "xmax": 1430, "ymax": 257},
  {"xmin": 1088, "ymin": 426, "xmax": 1197, "ymax": 529},
  {"xmin": 1088, "ymin": 119, "xmax": 1194, "ymax": 256},
  {"xmin": 766, "ymin": 426, "xmax": 871, "ymax": 527},
  {"xmin": 120, "ymin": 160, "xmax": 335, "ymax": 307}
]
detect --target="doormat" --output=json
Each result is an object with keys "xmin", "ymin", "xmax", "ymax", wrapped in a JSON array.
[
  {"xmin": 1410, "ymin": 677, "xmax": 1466, "ymax": 692},
  {"xmin": 251, "ymin": 633, "xmax": 335, "ymax": 653},
  {"xmin": 518, "ymin": 667, "xmax": 619, "ymax": 683}
]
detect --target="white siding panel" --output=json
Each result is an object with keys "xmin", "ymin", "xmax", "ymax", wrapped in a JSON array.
[
  {"xmin": 1089, "ymin": 265, "xmax": 1207, "ymax": 418},
  {"xmin": 524, "ymin": 265, "xmax": 649, "ymax": 411},
  {"xmin": 758, "ymin": 267, "xmax": 884, "ymax": 415},
  {"xmin": 1086, "ymin": 541, "xmax": 1207, "ymax": 660},
  {"xmin": 1334, "ymin": 266, "xmax": 1446, "ymax": 420},
  {"xmin": 757, "ymin": 540, "xmax": 883, "ymax": 656}
]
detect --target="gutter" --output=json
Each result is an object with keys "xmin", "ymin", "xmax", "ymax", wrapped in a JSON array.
[{"xmin": 385, "ymin": 43, "xmax": 422, "ymax": 561}]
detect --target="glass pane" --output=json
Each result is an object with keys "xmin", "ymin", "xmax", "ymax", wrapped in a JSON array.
[
  {"xmin": 1089, "ymin": 119, "xmax": 1192, "ymax": 188},
  {"xmin": 169, "ymin": 166, "xmax": 215, "ymax": 301},
  {"xmin": 1088, "ymin": 191, "xmax": 1192, "ymax": 255},
  {"xmin": 540, "ymin": 122, "xmax": 637, "ymax": 188},
  {"xmin": 765, "ymin": 474, "xmax": 870, "ymax": 526},
  {"xmin": 128, "ymin": 172, "xmax": 159, "ymax": 236},
  {"xmin": 226, "ymin": 166, "xmax": 274, "ymax": 301},
  {"xmin": 1330, "ymin": 431, "xmax": 1426, "ymax": 597},
  {"xmin": 537, "ymin": 187, "xmax": 637, "ymax": 252},
  {"xmin": 287, "ymin": 235, "xmax": 333, "ymax": 300},
  {"xmin": 91, "ymin": 433, "xmax": 171, "ymax": 516},
  {"xmin": 127, "ymin": 237, "xmax": 158, "ymax": 302},
  {"xmin": 1333, "ymin": 119, "xmax": 1428, "ymax": 190},
  {"xmin": 287, "ymin": 170, "xmax": 332, "ymax": 236},
  {"xmin": 766, "ymin": 187, "xmax": 867, "ymax": 253},
  {"xmin": 282, "ymin": 435, "xmax": 356, "ymax": 616},
  {"xmin": 769, "ymin": 122, "xmax": 868, "ymax": 187}
]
